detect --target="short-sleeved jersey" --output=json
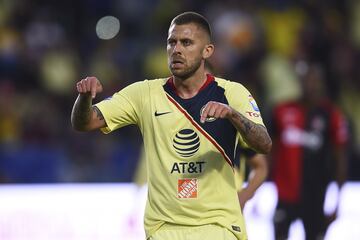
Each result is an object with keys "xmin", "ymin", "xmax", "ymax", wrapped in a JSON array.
[{"xmin": 95, "ymin": 74, "xmax": 265, "ymax": 240}]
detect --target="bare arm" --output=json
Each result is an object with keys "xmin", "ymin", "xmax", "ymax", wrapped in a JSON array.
[
  {"xmin": 71, "ymin": 77, "xmax": 106, "ymax": 131},
  {"xmin": 237, "ymin": 154, "xmax": 268, "ymax": 209},
  {"xmin": 200, "ymin": 101, "xmax": 272, "ymax": 154},
  {"xmin": 228, "ymin": 110, "xmax": 272, "ymax": 154}
]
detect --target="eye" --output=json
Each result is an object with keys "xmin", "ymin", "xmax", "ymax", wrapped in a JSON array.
[
  {"xmin": 167, "ymin": 39, "xmax": 176, "ymax": 46},
  {"xmin": 182, "ymin": 39, "xmax": 191, "ymax": 46}
]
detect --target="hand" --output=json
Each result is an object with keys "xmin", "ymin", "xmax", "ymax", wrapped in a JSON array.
[
  {"xmin": 237, "ymin": 189, "xmax": 254, "ymax": 210},
  {"xmin": 200, "ymin": 101, "xmax": 233, "ymax": 123},
  {"xmin": 76, "ymin": 76, "xmax": 103, "ymax": 99}
]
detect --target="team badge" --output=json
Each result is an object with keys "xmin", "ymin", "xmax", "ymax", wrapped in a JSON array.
[{"xmin": 178, "ymin": 178, "xmax": 198, "ymax": 198}]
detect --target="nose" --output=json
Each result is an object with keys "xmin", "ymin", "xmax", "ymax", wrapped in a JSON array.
[{"xmin": 172, "ymin": 42, "xmax": 182, "ymax": 54}]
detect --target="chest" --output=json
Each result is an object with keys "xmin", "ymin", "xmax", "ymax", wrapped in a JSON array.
[{"xmin": 276, "ymin": 106, "xmax": 330, "ymax": 149}]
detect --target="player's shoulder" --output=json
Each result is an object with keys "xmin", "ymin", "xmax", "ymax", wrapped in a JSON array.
[
  {"xmin": 143, "ymin": 78, "xmax": 168, "ymax": 87},
  {"xmin": 273, "ymin": 101, "xmax": 302, "ymax": 115},
  {"xmin": 319, "ymin": 99, "xmax": 346, "ymax": 118},
  {"xmin": 214, "ymin": 77, "xmax": 250, "ymax": 100},
  {"xmin": 126, "ymin": 78, "xmax": 166, "ymax": 87},
  {"xmin": 215, "ymin": 77, "xmax": 248, "ymax": 91},
  {"xmin": 122, "ymin": 78, "xmax": 167, "ymax": 93},
  {"xmin": 277, "ymin": 101, "xmax": 298, "ymax": 108}
]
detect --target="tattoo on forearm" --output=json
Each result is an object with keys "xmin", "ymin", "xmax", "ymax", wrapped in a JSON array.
[
  {"xmin": 71, "ymin": 95, "xmax": 92, "ymax": 130},
  {"xmin": 93, "ymin": 106, "xmax": 104, "ymax": 120},
  {"xmin": 242, "ymin": 118, "xmax": 252, "ymax": 134},
  {"xmin": 231, "ymin": 112, "xmax": 272, "ymax": 154}
]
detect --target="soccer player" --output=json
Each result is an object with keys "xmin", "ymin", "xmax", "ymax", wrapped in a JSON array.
[
  {"xmin": 71, "ymin": 12, "xmax": 272, "ymax": 240},
  {"xmin": 270, "ymin": 63, "xmax": 348, "ymax": 240}
]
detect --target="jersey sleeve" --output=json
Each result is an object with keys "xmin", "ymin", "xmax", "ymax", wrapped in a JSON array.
[
  {"xmin": 225, "ymin": 81, "xmax": 265, "ymax": 148},
  {"xmin": 94, "ymin": 81, "xmax": 146, "ymax": 134},
  {"xmin": 225, "ymin": 81, "xmax": 265, "ymax": 126}
]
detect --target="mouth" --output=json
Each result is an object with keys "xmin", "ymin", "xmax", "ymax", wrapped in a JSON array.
[
  {"xmin": 172, "ymin": 59, "xmax": 184, "ymax": 63},
  {"xmin": 171, "ymin": 58, "xmax": 185, "ymax": 68}
]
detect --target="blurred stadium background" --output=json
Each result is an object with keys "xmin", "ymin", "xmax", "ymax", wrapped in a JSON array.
[{"xmin": 0, "ymin": 0, "xmax": 359, "ymax": 239}]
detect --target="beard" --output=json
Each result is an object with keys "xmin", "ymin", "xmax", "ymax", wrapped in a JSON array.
[{"xmin": 169, "ymin": 58, "xmax": 202, "ymax": 79}]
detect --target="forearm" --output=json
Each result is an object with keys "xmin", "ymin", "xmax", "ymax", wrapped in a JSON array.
[
  {"xmin": 244, "ymin": 169, "xmax": 267, "ymax": 195},
  {"xmin": 229, "ymin": 110, "xmax": 272, "ymax": 154},
  {"xmin": 241, "ymin": 155, "xmax": 268, "ymax": 196},
  {"xmin": 71, "ymin": 94, "xmax": 93, "ymax": 131}
]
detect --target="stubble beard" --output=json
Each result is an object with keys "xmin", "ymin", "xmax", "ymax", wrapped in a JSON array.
[{"xmin": 170, "ymin": 59, "xmax": 202, "ymax": 80}]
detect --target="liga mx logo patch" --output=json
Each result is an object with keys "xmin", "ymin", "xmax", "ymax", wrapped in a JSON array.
[
  {"xmin": 173, "ymin": 129, "xmax": 200, "ymax": 158},
  {"xmin": 248, "ymin": 95, "xmax": 260, "ymax": 112},
  {"xmin": 178, "ymin": 178, "xmax": 198, "ymax": 198}
]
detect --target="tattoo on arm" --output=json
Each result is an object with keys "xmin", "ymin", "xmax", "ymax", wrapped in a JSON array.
[
  {"xmin": 230, "ymin": 111, "xmax": 272, "ymax": 154},
  {"xmin": 93, "ymin": 106, "xmax": 104, "ymax": 120},
  {"xmin": 71, "ymin": 94, "xmax": 93, "ymax": 131}
]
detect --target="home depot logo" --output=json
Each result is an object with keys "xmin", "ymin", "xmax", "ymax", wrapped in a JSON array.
[{"xmin": 178, "ymin": 178, "xmax": 198, "ymax": 199}]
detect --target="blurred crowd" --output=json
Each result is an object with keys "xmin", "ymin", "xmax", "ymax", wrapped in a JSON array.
[{"xmin": 0, "ymin": 0, "xmax": 359, "ymax": 183}]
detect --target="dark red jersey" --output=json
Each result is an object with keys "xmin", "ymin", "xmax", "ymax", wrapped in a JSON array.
[{"xmin": 271, "ymin": 100, "xmax": 348, "ymax": 203}]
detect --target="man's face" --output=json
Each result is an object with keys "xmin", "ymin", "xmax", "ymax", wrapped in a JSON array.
[
  {"xmin": 301, "ymin": 66, "xmax": 324, "ymax": 101},
  {"xmin": 167, "ymin": 23, "xmax": 210, "ymax": 78}
]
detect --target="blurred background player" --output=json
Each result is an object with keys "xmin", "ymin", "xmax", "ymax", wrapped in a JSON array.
[{"xmin": 269, "ymin": 62, "xmax": 348, "ymax": 240}]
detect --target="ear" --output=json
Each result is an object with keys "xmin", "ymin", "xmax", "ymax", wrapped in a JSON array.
[{"xmin": 202, "ymin": 44, "xmax": 214, "ymax": 59}]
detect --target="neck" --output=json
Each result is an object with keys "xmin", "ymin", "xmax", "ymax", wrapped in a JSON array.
[
  {"xmin": 301, "ymin": 95, "xmax": 322, "ymax": 109},
  {"xmin": 173, "ymin": 67, "xmax": 207, "ymax": 99}
]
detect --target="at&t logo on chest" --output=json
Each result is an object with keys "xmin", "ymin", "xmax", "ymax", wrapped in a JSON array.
[
  {"xmin": 171, "ymin": 128, "xmax": 206, "ymax": 174},
  {"xmin": 173, "ymin": 129, "xmax": 200, "ymax": 157}
]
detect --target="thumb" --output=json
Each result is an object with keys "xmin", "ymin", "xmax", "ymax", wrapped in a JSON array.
[
  {"xmin": 90, "ymin": 79, "xmax": 101, "ymax": 99},
  {"xmin": 96, "ymin": 81, "xmax": 103, "ymax": 93},
  {"xmin": 91, "ymin": 89, "xmax": 96, "ymax": 99}
]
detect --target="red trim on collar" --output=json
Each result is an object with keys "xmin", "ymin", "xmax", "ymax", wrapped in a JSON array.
[
  {"xmin": 199, "ymin": 74, "xmax": 215, "ymax": 92},
  {"xmin": 166, "ymin": 74, "xmax": 215, "ymax": 97},
  {"xmin": 167, "ymin": 76, "xmax": 177, "ymax": 94}
]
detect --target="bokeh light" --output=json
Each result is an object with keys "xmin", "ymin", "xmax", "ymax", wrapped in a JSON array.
[{"xmin": 95, "ymin": 16, "xmax": 120, "ymax": 40}]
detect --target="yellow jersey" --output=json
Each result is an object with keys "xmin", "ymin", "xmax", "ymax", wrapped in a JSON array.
[{"xmin": 95, "ymin": 74, "xmax": 265, "ymax": 240}]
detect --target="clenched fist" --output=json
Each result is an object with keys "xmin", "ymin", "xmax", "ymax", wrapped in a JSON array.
[
  {"xmin": 200, "ymin": 101, "xmax": 233, "ymax": 123},
  {"xmin": 76, "ymin": 76, "xmax": 103, "ymax": 99}
]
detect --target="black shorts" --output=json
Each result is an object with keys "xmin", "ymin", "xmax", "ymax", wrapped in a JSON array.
[{"xmin": 273, "ymin": 198, "xmax": 326, "ymax": 240}]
